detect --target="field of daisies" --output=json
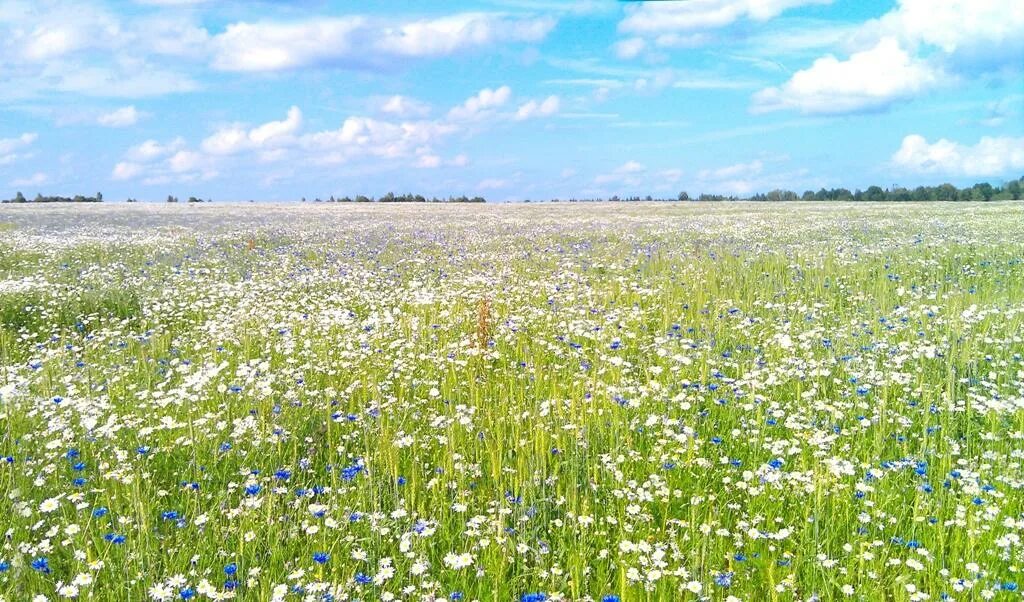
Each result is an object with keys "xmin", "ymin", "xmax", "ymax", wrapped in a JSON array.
[{"xmin": 0, "ymin": 202, "xmax": 1023, "ymax": 602}]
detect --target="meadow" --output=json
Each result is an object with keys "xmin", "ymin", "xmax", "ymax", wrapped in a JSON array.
[{"xmin": 0, "ymin": 202, "xmax": 1022, "ymax": 602}]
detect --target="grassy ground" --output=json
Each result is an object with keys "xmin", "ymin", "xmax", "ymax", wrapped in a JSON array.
[{"xmin": 0, "ymin": 202, "xmax": 1022, "ymax": 601}]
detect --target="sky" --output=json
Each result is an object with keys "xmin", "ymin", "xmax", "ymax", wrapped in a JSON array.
[{"xmin": 0, "ymin": 0, "xmax": 1022, "ymax": 202}]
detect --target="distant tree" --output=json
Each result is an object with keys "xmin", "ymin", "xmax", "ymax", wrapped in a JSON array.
[
  {"xmin": 677, "ymin": 191, "xmax": 690, "ymax": 201},
  {"xmin": 14, "ymin": 192, "xmax": 26, "ymax": 203},
  {"xmin": 1006, "ymin": 178, "xmax": 1022, "ymax": 200},
  {"xmin": 864, "ymin": 186, "xmax": 886, "ymax": 202}
]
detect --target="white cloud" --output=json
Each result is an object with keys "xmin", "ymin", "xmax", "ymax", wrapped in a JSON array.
[
  {"xmin": 378, "ymin": 95, "xmax": 431, "ymax": 118},
  {"xmin": 478, "ymin": 178, "xmax": 509, "ymax": 190},
  {"xmin": 168, "ymin": 150, "xmax": 203, "ymax": 173},
  {"xmin": 653, "ymin": 33, "xmax": 714, "ymax": 49},
  {"xmin": 618, "ymin": 160, "xmax": 646, "ymax": 174},
  {"xmin": 24, "ymin": 26, "xmax": 84, "ymax": 61},
  {"xmin": 97, "ymin": 106, "xmax": 141, "ymax": 127},
  {"xmin": 659, "ymin": 168, "xmax": 683, "ymax": 183},
  {"xmin": 111, "ymin": 161, "xmax": 144, "ymax": 180},
  {"xmin": 0, "ymin": 133, "xmax": 38, "ymax": 155},
  {"xmin": 0, "ymin": 133, "xmax": 38, "ymax": 164},
  {"xmin": 211, "ymin": 13, "xmax": 554, "ymax": 72},
  {"xmin": 614, "ymin": 37, "xmax": 646, "ymax": 59},
  {"xmin": 753, "ymin": 0, "xmax": 1024, "ymax": 115},
  {"xmin": 379, "ymin": 12, "xmax": 554, "ymax": 57},
  {"xmin": 699, "ymin": 159, "xmax": 763, "ymax": 180},
  {"xmin": 300, "ymin": 116, "xmax": 456, "ymax": 165},
  {"xmin": 891, "ymin": 134, "xmax": 1024, "ymax": 177},
  {"xmin": 619, "ymin": 0, "xmax": 830, "ymax": 34},
  {"xmin": 515, "ymin": 95, "xmax": 560, "ymax": 120},
  {"xmin": 211, "ymin": 17, "xmax": 367, "ymax": 72},
  {"xmin": 250, "ymin": 106, "xmax": 302, "ymax": 144},
  {"xmin": 863, "ymin": 0, "xmax": 1024, "ymax": 56},
  {"xmin": 448, "ymin": 86, "xmax": 512, "ymax": 121},
  {"xmin": 115, "ymin": 135, "xmax": 214, "ymax": 182},
  {"xmin": 135, "ymin": 0, "xmax": 210, "ymax": 5},
  {"xmin": 752, "ymin": 38, "xmax": 940, "ymax": 114},
  {"xmin": 127, "ymin": 138, "xmax": 185, "ymax": 162},
  {"xmin": 202, "ymin": 106, "xmax": 302, "ymax": 155},
  {"xmin": 595, "ymin": 160, "xmax": 646, "ymax": 183},
  {"xmin": 10, "ymin": 172, "xmax": 48, "ymax": 187},
  {"xmin": 414, "ymin": 154, "xmax": 442, "ymax": 169}
]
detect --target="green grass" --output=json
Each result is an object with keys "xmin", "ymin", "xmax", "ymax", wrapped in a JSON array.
[{"xmin": 0, "ymin": 202, "xmax": 1022, "ymax": 601}]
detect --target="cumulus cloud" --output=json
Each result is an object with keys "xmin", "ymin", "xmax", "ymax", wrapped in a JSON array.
[
  {"xmin": 619, "ymin": 0, "xmax": 830, "ymax": 34},
  {"xmin": 448, "ymin": 86, "xmax": 512, "ymax": 121},
  {"xmin": 694, "ymin": 159, "xmax": 782, "ymax": 195},
  {"xmin": 97, "ymin": 106, "xmax": 141, "ymax": 127},
  {"xmin": 754, "ymin": 0, "xmax": 1023, "ymax": 115},
  {"xmin": 111, "ymin": 161, "xmax": 144, "ymax": 181},
  {"xmin": 378, "ymin": 12, "xmax": 554, "ymax": 57},
  {"xmin": 109, "ymin": 82, "xmax": 554, "ymax": 185},
  {"xmin": 211, "ymin": 13, "xmax": 554, "ymax": 72},
  {"xmin": 595, "ymin": 160, "xmax": 646, "ymax": 184},
  {"xmin": 699, "ymin": 159, "xmax": 763, "ymax": 180},
  {"xmin": 0, "ymin": 133, "xmax": 39, "ymax": 165},
  {"xmin": 114, "ymin": 136, "xmax": 213, "ymax": 182},
  {"xmin": 515, "ymin": 95, "xmax": 560, "ymax": 120},
  {"xmin": 378, "ymin": 95, "xmax": 431, "ymax": 118},
  {"xmin": 414, "ymin": 154, "xmax": 442, "ymax": 169},
  {"xmin": 862, "ymin": 0, "xmax": 1024, "ymax": 57},
  {"xmin": 478, "ymin": 178, "xmax": 509, "ymax": 190},
  {"xmin": 752, "ymin": 38, "xmax": 941, "ymax": 114},
  {"xmin": 127, "ymin": 137, "xmax": 185, "ymax": 162},
  {"xmin": 613, "ymin": 37, "xmax": 646, "ymax": 60},
  {"xmin": 10, "ymin": 172, "xmax": 48, "ymax": 187},
  {"xmin": 202, "ymin": 106, "xmax": 302, "ymax": 155},
  {"xmin": 891, "ymin": 134, "xmax": 1024, "ymax": 177},
  {"xmin": 135, "ymin": 0, "xmax": 210, "ymax": 5},
  {"xmin": 0, "ymin": 133, "xmax": 38, "ymax": 155}
]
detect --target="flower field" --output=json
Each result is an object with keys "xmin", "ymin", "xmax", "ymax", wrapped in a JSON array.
[{"xmin": 1, "ymin": 202, "xmax": 1023, "ymax": 601}]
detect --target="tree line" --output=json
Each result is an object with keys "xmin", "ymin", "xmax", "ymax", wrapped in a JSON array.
[
  {"xmin": 3, "ymin": 176, "xmax": 1021, "ymax": 204},
  {"xmin": 1, "ymin": 192, "xmax": 103, "ymax": 203},
  {"xmin": 298, "ymin": 193, "xmax": 486, "ymax": 203},
  {"xmin": 551, "ymin": 176, "xmax": 1024, "ymax": 203}
]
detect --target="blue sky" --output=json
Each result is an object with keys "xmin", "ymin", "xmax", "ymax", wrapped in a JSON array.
[{"xmin": 1, "ymin": 0, "xmax": 1022, "ymax": 201}]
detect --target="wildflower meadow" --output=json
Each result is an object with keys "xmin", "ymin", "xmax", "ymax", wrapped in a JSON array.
[{"xmin": 1, "ymin": 201, "xmax": 1022, "ymax": 602}]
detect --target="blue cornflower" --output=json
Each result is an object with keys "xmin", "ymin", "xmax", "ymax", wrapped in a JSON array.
[
  {"xmin": 354, "ymin": 572, "xmax": 372, "ymax": 585},
  {"xmin": 313, "ymin": 552, "xmax": 329, "ymax": 564},
  {"xmin": 224, "ymin": 563, "xmax": 237, "ymax": 575},
  {"xmin": 31, "ymin": 557, "xmax": 50, "ymax": 573}
]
